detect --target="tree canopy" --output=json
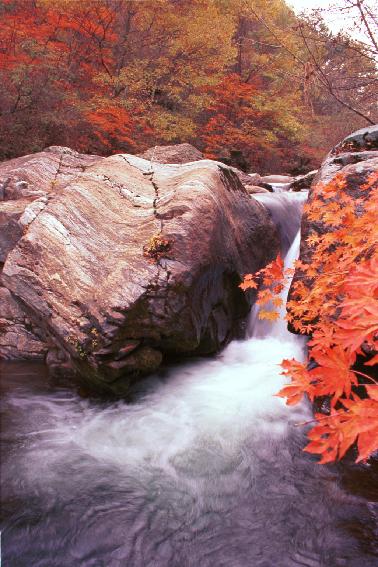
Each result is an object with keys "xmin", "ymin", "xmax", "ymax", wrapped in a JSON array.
[{"xmin": 0, "ymin": 0, "xmax": 377, "ymax": 172}]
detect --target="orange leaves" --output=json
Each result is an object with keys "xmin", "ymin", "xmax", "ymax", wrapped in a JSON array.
[
  {"xmin": 334, "ymin": 257, "xmax": 378, "ymax": 352},
  {"xmin": 259, "ymin": 310, "xmax": 280, "ymax": 322},
  {"xmin": 278, "ymin": 359, "xmax": 315, "ymax": 405},
  {"xmin": 309, "ymin": 347, "xmax": 357, "ymax": 402},
  {"xmin": 240, "ymin": 255, "xmax": 285, "ymax": 320},
  {"xmin": 85, "ymin": 104, "xmax": 136, "ymax": 150},
  {"xmin": 239, "ymin": 274, "xmax": 258, "ymax": 291},
  {"xmin": 305, "ymin": 393, "xmax": 378, "ymax": 464},
  {"xmin": 242, "ymin": 167, "xmax": 378, "ymax": 464}
]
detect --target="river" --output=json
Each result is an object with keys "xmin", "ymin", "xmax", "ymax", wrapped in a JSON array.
[{"xmin": 1, "ymin": 191, "xmax": 377, "ymax": 566}]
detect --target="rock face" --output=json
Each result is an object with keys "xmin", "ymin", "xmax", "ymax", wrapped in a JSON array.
[
  {"xmin": 260, "ymin": 175, "xmax": 294, "ymax": 184},
  {"xmin": 0, "ymin": 286, "xmax": 47, "ymax": 360},
  {"xmin": 138, "ymin": 143, "xmax": 204, "ymax": 164},
  {"xmin": 288, "ymin": 125, "xmax": 378, "ymax": 329},
  {"xmin": 289, "ymin": 170, "xmax": 318, "ymax": 192},
  {"xmin": 311, "ymin": 125, "xmax": 378, "ymax": 187},
  {"xmin": 245, "ymin": 185, "xmax": 270, "ymax": 194},
  {"xmin": 0, "ymin": 146, "xmax": 103, "ymax": 360},
  {"xmin": 0, "ymin": 146, "xmax": 101, "ymax": 201},
  {"xmin": 2, "ymin": 153, "xmax": 279, "ymax": 392},
  {"xmin": 332, "ymin": 124, "xmax": 378, "ymax": 154},
  {"xmin": 138, "ymin": 143, "xmax": 263, "ymax": 190}
]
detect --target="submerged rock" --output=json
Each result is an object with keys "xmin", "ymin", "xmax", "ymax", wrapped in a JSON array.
[{"xmin": 2, "ymin": 153, "xmax": 279, "ymax": 393}]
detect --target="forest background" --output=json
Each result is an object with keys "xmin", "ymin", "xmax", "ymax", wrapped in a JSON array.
[{"xmin": 0, "ymin": 0, "xmax": 377, "ymax": 174}]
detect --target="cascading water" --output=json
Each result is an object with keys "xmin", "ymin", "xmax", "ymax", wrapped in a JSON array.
[{"xmin": 1, "ymin": 192, "xmax": 377, "ymax": 567}]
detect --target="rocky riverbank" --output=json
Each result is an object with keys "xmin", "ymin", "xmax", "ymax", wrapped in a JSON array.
[{"xmin": 0, "ymin": 146, "xmax": 279, "ymax": 393}]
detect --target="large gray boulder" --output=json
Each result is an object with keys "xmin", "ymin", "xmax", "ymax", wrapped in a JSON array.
[
  {"xmin": 2, "ymin": 154, "xmax": 279, "ymax": 393},
  {"xmin": 0, "ymin": 146, "xmax": 103, "ymax": 360},
  {"xmin": 138, "ymin": 143, "xmax": 263, "ymax": 190},
  {"xmin": 311, "ymin": 125, "xmax": 378, "ymax": 187},
  {"xmin": 332, "ymin": 124, "xmax": 378, "ymax": 154},
  {"xmin": 0, "ymin": 146, "xmax": 101, "ymax": 201}
]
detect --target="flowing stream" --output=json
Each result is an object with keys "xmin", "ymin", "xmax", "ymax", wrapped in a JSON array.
[{"xmin": 1, "ymin": 192, "xmax": 377, "ymax": 567}]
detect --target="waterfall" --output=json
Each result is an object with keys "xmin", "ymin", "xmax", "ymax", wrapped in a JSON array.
[{"xmin": 1, "ymin": 190, "xmax": 376, "ymax": 567}]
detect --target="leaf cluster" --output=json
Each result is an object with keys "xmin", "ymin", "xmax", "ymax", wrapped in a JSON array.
[{"xmin": 241, "ymin": 169, "xmax": 378, "ymax": 463}]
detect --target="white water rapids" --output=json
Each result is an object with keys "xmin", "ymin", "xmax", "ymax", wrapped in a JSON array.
[{"xmin": 1, "ymin": 191, "xmax": 377, "ymax": 566}]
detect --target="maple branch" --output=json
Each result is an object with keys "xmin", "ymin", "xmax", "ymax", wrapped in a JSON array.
[
  {"xmin": 352, "ymin": 369, "xmax": 378, "ymax": 385},
  {"xmin": 297, "ymin": 22, "xmax": 375, "ymax": 125},
  {"xmin": 355, "ymin": 0, "xmax": 378, "ymax": 54}
]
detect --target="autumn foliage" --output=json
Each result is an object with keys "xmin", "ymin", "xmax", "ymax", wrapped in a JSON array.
[
  {"xmin": 241, "ymin": 169, "xmax": 378, "ymax": 463},
  {"xmin": 0, "ymin": 0, "xmax": 376, "ymax": 172}
]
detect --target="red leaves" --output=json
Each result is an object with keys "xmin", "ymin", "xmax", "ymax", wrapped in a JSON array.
[
  {"xmin": 309, "ymin": 347, "xmax": 357, "ymax": 403},
  {"xmin": 305, "ymin": 392, "xmax": 378, "ymax": 464},
  {"xmin": 240, "ymin": 255, "xmax": 285, "ymax": 320},
  {"xmin": 241, "ymin": 169, "xmax": 378, "ymax": 464},
  {"xmin": 278, "ymin": 359, "xmax": 315, "ymax": 405}
]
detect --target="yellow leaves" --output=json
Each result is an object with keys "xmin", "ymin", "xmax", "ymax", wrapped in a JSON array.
[
  {"xmin": 239, "ymin": 274, "xmax": 258, "ymax": 291},
  {"xmin": 258, "ymin": 310, "xmax": 280, "ymax": 322}
]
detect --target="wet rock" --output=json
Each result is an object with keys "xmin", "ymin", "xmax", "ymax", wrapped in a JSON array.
[
  {"xmin": 2, "ymin": 153, "xmax": 279, "ymax": 392},
  {"xmin": 289, "ymin": 170, "xmax": 318, "ymax": 192},
  {"xmin": 257, "ymin": 182, "xmax": 274, "ymax": 192},
  {"xmin": 245, "ymin": 185, "xmax": 270, "ymax": 194},
  {"xmin": 260, "ymin": 175, "xmax": 294, "ymax": 184}
]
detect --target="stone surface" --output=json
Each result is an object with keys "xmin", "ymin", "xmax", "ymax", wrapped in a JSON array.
[
  {"xmin": 138, "ymin": 143, "xmax": 203, "ymax": 164},
  {"xmin": 2, "ymin": 154, "xmax": 279, "ymax": 392},
  {"xmin": 311, "ymin": 125, "xmax": 378, "ymax": 188},
  {"xmin": 260, "ymin": 175, "xmax": 294, "ymax": 184},
  {"xmin": 289, "ymin": 170, "xmax": 318, "ymax": 192},
  {"xmin": 0, "ymin": 146, "xmax": 101, "ymax": 201},
  {"xmin": 0, "ymin": 286, "xmax": 47, "ymax": 360},
  {"xmin": 138, "ymin": 143, "xmax": 260, "ymax": 189},
  {"xmin": 332, "ymin": 124, "xmax": 378, "ymax": 155},
  {"xmin": 245, "ymin": 185, "xmax": 270, "ymax": 194},
  {"xmin": 247, "ymin": 173, "xmax": 262, "ymax": 185},
  {"xmin": 288, "ymin": 136, "xmax": 378, "ymax": 330},
  {"xmin": 312, "ymin": 150, "xmax": 378, "ymax": 187},
  {"xmin": 0, "ymin": 146, "xmax": 102, "ymax": 361},
  {"xmin": 0, "ymin": 199, "xmax": 30, "ymax": 262}
]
